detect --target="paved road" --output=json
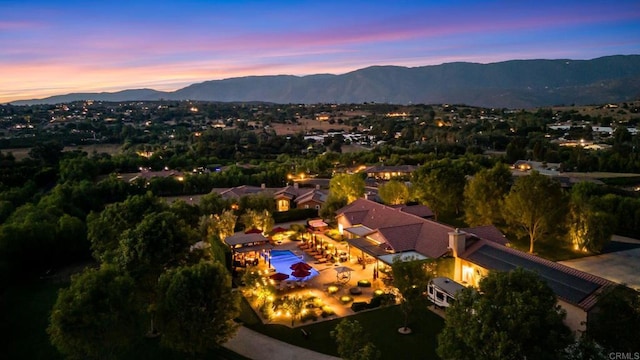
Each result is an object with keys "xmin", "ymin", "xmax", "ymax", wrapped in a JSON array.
[{"xmin": 224, "ymin": 326, "xmax": 340, "ymax": 360}]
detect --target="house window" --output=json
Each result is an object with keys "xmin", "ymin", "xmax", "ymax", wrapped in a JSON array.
[
  {"xmin": 462, "ymin": 265, "xmax": 475, "ymax": 285},
  {"xmin": 277, "ymin": 199, "xmax": 289, "ymax": 212},
  {"xmin": 305, "ymin": 205, "xmax": 309, "ymax": 209},
  {"xmin": 436, "ymin": 291, "xmax": 444, "ymax": 301}
]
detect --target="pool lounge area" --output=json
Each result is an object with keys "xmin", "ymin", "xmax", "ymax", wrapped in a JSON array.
[{"xmin": 270, "ymin": 250, "xmax": 319, "ymax": 281}]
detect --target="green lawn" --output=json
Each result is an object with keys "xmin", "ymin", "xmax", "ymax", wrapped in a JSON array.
[
  {"xmin": 1, "ymin": 281, "xmax": 65, "ymax": 360},
  {"xmin": 238, "ymin": 298, "xmax": 445, "ymax": 360},
  {"xmin": 1, "ymin": 279, "xmax": 248, "ymax": 360}
]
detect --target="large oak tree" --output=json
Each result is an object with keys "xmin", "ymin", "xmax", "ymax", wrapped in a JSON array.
[{"xmin": 502, "ymin": 171, "xmax": 565, "ymax": 253}]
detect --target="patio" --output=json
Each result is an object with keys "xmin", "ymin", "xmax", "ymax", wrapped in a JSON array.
[{"xmin": 240, "ymin": 230, "xmax": 398, "ymax": 328}]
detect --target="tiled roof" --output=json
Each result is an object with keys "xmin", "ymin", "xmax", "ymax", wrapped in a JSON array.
[
  {"xmin": 336, "ymin": 198, "xmax": 501, "ymax": 259},
  {"xmin": 218, "ymin": 185, "xmax": 276, "ymax": 199},
  {"xmin": 460, "ymin": 239, "xmax": 613, "ymax": 311},
  {"xmin": 461, "ymin": 225, "xmax": 508, "ymax": 246}
]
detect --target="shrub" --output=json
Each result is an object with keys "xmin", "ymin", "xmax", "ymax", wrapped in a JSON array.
[
  {"xmin": 351, "ymin": 301, "xmax": 368, "ymax": 312},
  {"xmin": 321, "ymin": 306, "xmax": 335, "ymax": 318},
  {"xmin": 301, "ymin": 311, "xmax": 318, "ymax": 323}
]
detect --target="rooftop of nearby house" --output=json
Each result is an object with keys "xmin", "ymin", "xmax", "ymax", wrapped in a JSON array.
[
  {"xmin": 460, "ymin": 239, "xmax": 613, "ymax": 311},
  {"xmin": 364, "ymin": 164, "xmax": 418, "ymax": 173}
]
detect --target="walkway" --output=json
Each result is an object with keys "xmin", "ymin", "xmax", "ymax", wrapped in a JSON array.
[{"xmin": 224, "ymin": 326, "xmax": 340, "ymax": 360}]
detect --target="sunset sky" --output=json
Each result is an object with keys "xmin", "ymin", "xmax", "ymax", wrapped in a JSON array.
[{"xmin": 2, "ymin": 0, "xmax": 639, "ymax": 103}]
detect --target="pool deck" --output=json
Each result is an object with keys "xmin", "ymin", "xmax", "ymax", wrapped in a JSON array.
[{"xmin": 242, "ymin": 232, "xmax": 395, "ymax": 328}]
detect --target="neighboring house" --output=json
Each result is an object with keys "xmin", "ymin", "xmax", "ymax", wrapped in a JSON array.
[
  {"xmin": 512, "ymin": 160, "xmax": 561, "ymax": 173},
  {"xmin": 448, "ymin": 229, "xmax": 613, "ymax": 333},
  {"xmin": 128, "ymin": 168, "xmax": 184, "ymax": 183},
  {"xmin": 335, "ymin": 198, "xmax": 506, "ymax": 261},
  {"xmin": 363, "ymin": 165, "xmax": 417, "ymax": 180},
  {"xmin": 212, "ymin": 183, "xmax": 328, "ymax": 212}
]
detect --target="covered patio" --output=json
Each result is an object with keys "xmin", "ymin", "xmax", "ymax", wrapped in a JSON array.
[{"xmin": 225, "ymin": 232, "xmax": 273, "ymax": 269}]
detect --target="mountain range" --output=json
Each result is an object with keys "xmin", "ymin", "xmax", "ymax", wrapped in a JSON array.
[{"xmin": 11, "ymin": 55, "xmax": 640, "ymax": 108}]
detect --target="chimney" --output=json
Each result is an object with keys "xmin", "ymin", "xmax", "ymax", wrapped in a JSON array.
[
  {"xmin": 448, "ymin": 228, "xmax": 466, "ymax": 258},
  {"xmin": 294, "ymin": 183, "xmax": 299, "ymax": 189},
  {"xmin": 316, "ymin": 184, "xmax": 320, "ymax": 190},
  {"xmin": 261, "ymin": 183, "xmax": 266, "ymax": 189}
]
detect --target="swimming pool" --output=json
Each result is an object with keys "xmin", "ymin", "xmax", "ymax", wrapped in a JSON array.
[{"xmin": 270, "ymin": 250, "xmax": 319, "ymax": 281}]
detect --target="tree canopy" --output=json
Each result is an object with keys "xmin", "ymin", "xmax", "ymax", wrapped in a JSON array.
[
  {"xmin": 412, "ymin": 159, "xmax": 467, "ymax": 220},
  {"xmin": 502, "ymin": 171, "xmax": 565, "ymax": 253},
  {"xmin": 437, "ymin": 268, "xmax": 572, "ymax": 360},
  {"xmin": 330, "ymin": 319, "xmax": 381, "ymax": 360},
  {"xmin": 464, "ymin": 163, "xmax": 512, "ymax": 226},
  {"xmin": 328, "ymin": 173, "xmax": 365, "ymax": 204},
  {"xmin": 48, "ymin": 266, "xmax": 139, "ymax": 359},
  {"xmin": 377, "ymin": 180, "xmax": 410, "ymax": 205},
  {"xmin": 156, "ymin": 261, "xmax": 240, "ymax": 354}
]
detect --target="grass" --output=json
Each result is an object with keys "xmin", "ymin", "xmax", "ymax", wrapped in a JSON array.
[
  {"xmin": 237, "ymin": 297, "xmax": 445, "ymax": 360},
  {"xmin": 1, "ymin": 278, "xmax": 248, "ymax": 360},
  {"xmin": 1, "ymin": 280, "xmax": 65, "ymax": 359}
]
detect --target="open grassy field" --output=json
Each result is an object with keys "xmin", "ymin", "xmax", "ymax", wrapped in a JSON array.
[{"xmin": 270, "ymin": 118, "xmax": 352, "ymax": 135}]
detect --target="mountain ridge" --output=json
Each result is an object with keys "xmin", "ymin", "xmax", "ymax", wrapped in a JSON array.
[{"xmin": 10, "ymin": 55, "xmax": 640, "ymax": 108}]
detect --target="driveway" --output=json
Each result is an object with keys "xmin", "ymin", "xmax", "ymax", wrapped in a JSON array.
[{"xmin": 559, "ymin": 236, "xmax": 640, "ymax": 290}]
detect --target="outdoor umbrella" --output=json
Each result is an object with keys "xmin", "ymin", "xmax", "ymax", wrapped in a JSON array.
[
  {"xmin": 269, "ymin": 272, "xmax": 290, "ymax": 281},
  {"xmin": 290, "ymin": 261, "xmax": 312, "ymax": 271},
  {"xmin": 291, "ymin": 268, "xmax": 311, "ymax": 279}
]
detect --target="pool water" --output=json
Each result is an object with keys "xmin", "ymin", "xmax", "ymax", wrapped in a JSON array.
[{"xmin": 270, "ymin": 250, "xmax": 319, "ymax": 281}]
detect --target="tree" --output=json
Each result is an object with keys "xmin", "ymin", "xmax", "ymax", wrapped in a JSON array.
[
  {"xmin": 329, "ymin": 173, "xmax": 365, "ymax": 204},
  {"xmin": 330, "ymin": 319, "xmax": 381, "ymax": 360},
  {"xmin": 502, "ymin": 171, "xmax": 565, "ymax": 253},
  {"xmin": 201, "ymin": 210, "xmax": 237, "ymax": 242},
  {"xmin": 588, "ymin": 286, "xmax": 640, "ymax": 353},
  {"xmin": 87, "ymin": 193, "xmax": 166, "ymax": 263},
  {"xmin": 48, "ymin": 266, "xmax": 139, "ymax": 359},
  {"xmin": 437, "ymin": 268, "xmax": 572, "ymax": 360},
  {"xmin": 391, "ymin": 257, "xmax": 434, "ymax": 332},
  {"xmin": 568, "ymin": 205, "xmax": 614, "ymax": 253},
  {"xmin": 319, "ymin": 194, "xmax": 347, "ymax": 220},
  {"xmin": 412, "ymin": 159, "xmax": 466, "ymax": 220},
  {"xmin": 464, "ymin": 163, "xmax": 512, "ymax": 226},
  {"xmin": 198, "ymin": 192, "xmax": 229, "ymax": 216},
  {"xmin": 240, "ymin": 209, "xmax": 274, "ymax": 233},
  {"xmin": 279, "ymin": 295, "xmax": 304, "ymax": 326},
  {"xmin": 378, "ymin": 180, "xmax": 410, "ymax": 205},
  {"xmin": 568, "ymin": 182, "xmax": 614, "ymax": 253},
  {"xmin": 116, "ymin": 211, "xmax": 196, "ymax": 335},
  {"xmin": 156, "ymin": 261, "xmax": 240, "ymax": 354}
]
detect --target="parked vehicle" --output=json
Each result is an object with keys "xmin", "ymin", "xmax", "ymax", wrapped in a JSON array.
[{"xmin": 427, "ymin": 277, "xmax": 466, "ymax": 308}]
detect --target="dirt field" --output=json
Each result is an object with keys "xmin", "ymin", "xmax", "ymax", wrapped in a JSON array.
[
  {"xmin": 3, "ymin": 143, "xmax": 123, "ymax": 161},
  {"xmin": 270, "ymin": 118, "xmax": 352, "ymax": 135}
]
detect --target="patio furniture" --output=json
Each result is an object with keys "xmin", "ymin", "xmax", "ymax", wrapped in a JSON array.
[{"xmin": 349, "ymin": 287, "xmax": 362, "ymax": 295}]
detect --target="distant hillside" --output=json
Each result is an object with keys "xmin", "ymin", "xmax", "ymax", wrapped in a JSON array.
[{"xmin": 11, "ymin": 55, "xmax": 640, "ymax": 108}]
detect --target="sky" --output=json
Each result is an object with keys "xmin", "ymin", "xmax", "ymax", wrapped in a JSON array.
[{"xmin": 1, "ymin": 0, "xmax": 639, "ymax": 103}]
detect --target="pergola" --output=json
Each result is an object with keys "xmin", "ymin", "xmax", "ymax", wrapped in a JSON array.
[{"xmin": 224, "ymin": 233, "xmax": 273, "ymax": 268}]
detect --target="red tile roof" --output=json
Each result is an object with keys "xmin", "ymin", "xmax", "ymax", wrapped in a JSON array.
[{"xmin": 336, "ymin": 198, "xmax": 504, "ymax": 259}]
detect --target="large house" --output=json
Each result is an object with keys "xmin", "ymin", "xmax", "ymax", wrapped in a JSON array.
[
  {"xmin": 335, "ymin": 198, "xmax": 506, "ymax": 262},
  {"xmin": 363, "ymin": 165, "xmax": 417, "ymax": 180},
  {"xmin": 448, "ymin": 230, "xmax": 613, "ymax": 333},
  {"xmin": 212, "ymin": 183, "xmax": 328, "ymax": 212},
  {"xmin": 335, "ymin": 198, "xmax": 613, "ymax": 333}
]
